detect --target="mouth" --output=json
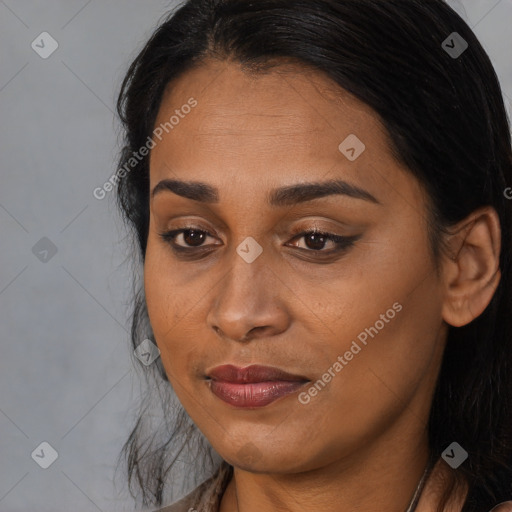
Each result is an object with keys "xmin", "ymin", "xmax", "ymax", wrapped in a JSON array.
[{"xmin": 205, "ymin": 364, "xmax": 310, "ymax": 408}]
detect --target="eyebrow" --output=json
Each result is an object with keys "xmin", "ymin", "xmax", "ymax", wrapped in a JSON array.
[{"xmin": 151, "ymin": 178, "xmax": 380, "ymax": 206}]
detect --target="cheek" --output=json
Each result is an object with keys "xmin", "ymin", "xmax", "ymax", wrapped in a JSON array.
[
  {"xmin": 144, "ymin": 231, "xmax": 196, "ymax": 329},
  {"xmin": 144, "ymin": 237, "xmax": 189, "ymax": 368},
  {"xmin": 293, "ymin": 285, "xmax": 443, "ymax": 468},
  {"xmin": 303, "ymin": 231, "xmax": 443, "ymax": 408},
  {"xmin": 330, "ymin": 279, "xmax": 441, "ymax": 416},
  {"xmin": 143, "ymin": 233, "xmax": 216, "ymax": 394}
]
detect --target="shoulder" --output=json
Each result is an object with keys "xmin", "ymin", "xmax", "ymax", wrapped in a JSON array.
[
  {"xmin": 152, "ymin": 463, "xmax": 233, "ymax": 512},
  {"xmin": 151, "ymin": 479, "xmax": 208, "ymax": 512},
  {"xmin": 490, "ymin": 502, "xmax": 512, "ymax": 512}
]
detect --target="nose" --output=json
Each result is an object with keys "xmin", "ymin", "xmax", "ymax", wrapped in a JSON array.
[{"xmin": 206, "ymin": 247, "xmax": 291, "ymax": 343}]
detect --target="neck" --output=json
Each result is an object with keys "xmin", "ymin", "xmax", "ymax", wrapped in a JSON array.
[
  {"xmin": 220, "ymin": 454, "xmax": 469, "ymax": 512},
  {"xmin": 220, "ymin": 420, "xmax": 433, "ymax": 512}
]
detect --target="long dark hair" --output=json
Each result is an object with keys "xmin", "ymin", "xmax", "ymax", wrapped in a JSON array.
[{"xmin": 114, "ymin": 1, "xmax": 512, "ymax": 510}]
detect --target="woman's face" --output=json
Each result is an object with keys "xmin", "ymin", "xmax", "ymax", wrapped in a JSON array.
[{"xmin": 144, "ymin": 59, "xmax": 449, "ymax": 472}]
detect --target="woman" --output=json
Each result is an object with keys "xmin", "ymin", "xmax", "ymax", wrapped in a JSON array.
[{"xmin": 114, "ymin": 1, "xmax": 512, "ymax": 511}]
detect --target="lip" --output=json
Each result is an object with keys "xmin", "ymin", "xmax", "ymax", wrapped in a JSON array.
[
  {"xmin": 207, "ymin": 364, "xmax": 309, "ymax": 383},
  {"xmin": 206, "ymin": 364, "xmax": 310, "ymax": 408}
]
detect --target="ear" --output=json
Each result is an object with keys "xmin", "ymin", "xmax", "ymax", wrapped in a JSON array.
[{"xmin": 441, "ymin": 206, "xmax": 501, "ymax": 327}]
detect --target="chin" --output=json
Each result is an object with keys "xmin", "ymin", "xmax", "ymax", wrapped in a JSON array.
[{"xmin": 220, "ymin": 441, "xmax": 315, "ymax": 474}]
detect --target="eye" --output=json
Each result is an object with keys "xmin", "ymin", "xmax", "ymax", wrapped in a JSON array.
[
  {"xmin": 287, "ymin": 229, "xmax": 360, "ymax": 254},
  {"xmin": 158, "ymin": 226, "xmax": 218, "ymax": 251},
  {"xmin": 158, "ymin": 226, "xmax": 360, "ymax": 257}
]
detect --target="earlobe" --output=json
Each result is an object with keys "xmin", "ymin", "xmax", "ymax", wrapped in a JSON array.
[{"xmin": 441, "ymin": 207, "xmax": 501, "ymax": 328}]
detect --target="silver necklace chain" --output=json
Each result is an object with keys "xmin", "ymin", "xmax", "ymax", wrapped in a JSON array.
[
  {"xmin": 233, "ymin": 460, "xmax": 432, "ymax": 512},
  {"xmin": 405, "ymin": 461, "xmax": 432, "ymax": 512}
]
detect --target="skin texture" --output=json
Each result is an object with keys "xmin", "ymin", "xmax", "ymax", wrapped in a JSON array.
[{"xmin": 144, "ymin": 59, "xmax": 501, "ymax": 512}]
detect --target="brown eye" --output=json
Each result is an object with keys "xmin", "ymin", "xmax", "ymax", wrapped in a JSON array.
[
  {"xmin": 300, "ymin": 232, "xmax": 333, "ymax": 251},
  {"xmin": 158, "ymin": 226, "xmax": 360, "ymax": 260},
  {"xmin": 158, "ymin": 227, "xmax": 217, "ymax": 249},
  {"xmin": 180, "ymin": 229, "xmax": 208, "ymax": 247},
  {"xmin": 288, "ymin": 230, "xmax": 360, "ymax": 254}
]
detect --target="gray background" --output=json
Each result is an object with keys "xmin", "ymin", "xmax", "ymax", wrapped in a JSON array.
[{"xmin": 1, "ymin": 1, "xmax": 511, "ymax": 511}]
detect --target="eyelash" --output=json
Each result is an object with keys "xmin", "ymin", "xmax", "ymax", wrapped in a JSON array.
[{"xmin": 158, "ymin": 225, "xmax": 360, "ymax": 259}]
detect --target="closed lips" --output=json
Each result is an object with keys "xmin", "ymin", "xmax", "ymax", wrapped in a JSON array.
[
  {"xmin": 206, "ymin": 364, "xmax": 310, "ymax": 408},
  {"xmin": 206, "ymin": 364, "xmax": 309, "ymax": 383}
]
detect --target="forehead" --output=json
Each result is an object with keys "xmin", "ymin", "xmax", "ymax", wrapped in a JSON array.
[{"xmin": 149, "ymin": 59, "xmax": 402, "ymax": 196}]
